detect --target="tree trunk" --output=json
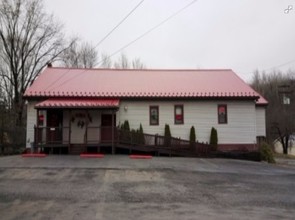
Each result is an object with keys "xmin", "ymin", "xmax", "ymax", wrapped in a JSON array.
[{"xmin": 283, "ymin": 135, "xmax": 289, "ymax": 155}]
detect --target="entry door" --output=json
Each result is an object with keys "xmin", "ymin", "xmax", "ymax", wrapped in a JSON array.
[
  {"xmin": 47, "ymin": 110, "xmax": 63, "ymax": 143},
  {"xmin": 101, "ymin": 114, "xmax": 116, "ymax": 142},
  {"xmin": 70, "ymin": 111, "xmax": 87, "ymax": 144}
]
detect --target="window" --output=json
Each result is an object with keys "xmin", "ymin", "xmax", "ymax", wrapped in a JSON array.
[
  {"xmin": 283, "ymin": 94, "xmax": 291, "ymax": 105},
  {"xmin": 37, "ymin": 110, "xmax": 45, "ymax": 126},
  {"xmin": 218, "ymin": 105, "xmax": 227, "ymax": 124},
  {"xmin": 150, "ymin": 106, "xmax": 159, "ymax": 125},
  {"xmin": 174, "ymin": 105, "xmax": 184, "ymax": 124}
]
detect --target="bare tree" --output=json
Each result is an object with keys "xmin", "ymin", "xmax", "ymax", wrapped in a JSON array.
[
  {"xmin": 114, "ymin": 53, "xmax": 130, "ymax": 69},
  {"xmin": 0, "ymin": 0, "xmax": 73, "ymax": 126},
  {"xmin": 79, "ymin": 42, "xmax": 97, "ymax": 68},
  {"xmin": 97, "ymin": 52, "xmax": 146, "ymax": 69},
  {"xmin": 60, "ymin": 40, "xmax": 97, "ymax": 68},
  {"xmin": 132, "ymin": 57, "xmax": 146, "ymax": 69},
  {"xmin": 59, "ymin": 40, "xmax": 80, "ymax": 68},
  {"xmin": 99, "ymin": 53, "xmax": 112, "ymax": 68},
  {"xmin": 113, "ymin": 53, "xmax": 146, "ymax": 69},
  {"xmin": 251, "ymin": 70, "xmax": 295, "ymax": 154}
]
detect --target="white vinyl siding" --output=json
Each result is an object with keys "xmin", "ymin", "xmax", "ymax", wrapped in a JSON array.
[
  {"xmin": 26, "ymin": 99, "xmax": 262, "ymax": 146},
  {"xmin": 25, "ymin": 101, "xmax": 38, "ymax": 148},
  {"xmin": 118, "ymin": 100, "xmax": 257, "ymax": 144},
  {"xmin": 255, "ymin": 106, "xmax": 266, "ymax": 137}
]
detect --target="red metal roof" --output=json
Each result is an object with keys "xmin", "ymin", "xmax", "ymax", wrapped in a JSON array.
[
  {"xmin": 24, "ymin": 67, "xmax": 267, "ymax": 105},
  {"xmin": 35, "ymin": 99, "xmax": 119, "ymax": 109}
]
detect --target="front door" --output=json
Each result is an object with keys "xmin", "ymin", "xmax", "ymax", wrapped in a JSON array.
[
  {"xmin": 70, "ymin": 110, "xmax": 87, "ymax": 144},
  {"xmin": 47, "ymin": 110, "xmax": 63, "ymax": 144},
  {"xmin": 101, "ymin": 114, "xmax": 116, "ymax": 142}
]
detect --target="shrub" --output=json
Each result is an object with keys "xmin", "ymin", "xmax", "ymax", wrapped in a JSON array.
[
  {"xmin": 123, "ymin": 120, "xmax": 130, "ymax": 131},
  {"xmin": 120, "ymin": 120, "xmax": 131, "ymax": 143},
  {"xmin": 138, "ymin": 123, "xmax": 145, "ymax": 145},
  {"xmin": 259, "ymin": 142, "xmax": 275, "ymax": 163},
  {"xmin": 190, "ymin": 126, "xmax": 196, "ymax": 149},
  {"xmin": 164, "ymin": 124, "xmax": 171, "ymax": 147},
  {"xmin": 210, "ymin": 127, "xmax": 218, "ymax": 151}
]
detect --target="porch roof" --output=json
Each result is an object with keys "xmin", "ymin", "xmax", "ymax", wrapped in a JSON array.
[{"xmin": 35, "ymin": 99, "xmax": 120, "ymax": 109}]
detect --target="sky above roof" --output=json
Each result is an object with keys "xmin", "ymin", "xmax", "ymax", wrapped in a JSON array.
[{"xmin": 44, "ymin": 0, "xmax": 295, "ymax": 82}]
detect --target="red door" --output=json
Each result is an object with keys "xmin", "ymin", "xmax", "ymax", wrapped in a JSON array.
[{"xmin": 101, "ymin": 114, "xmax": 116, "ymax": 142}]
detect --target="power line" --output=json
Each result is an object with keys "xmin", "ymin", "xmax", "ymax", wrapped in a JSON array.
[
  {"xmin": 50, "ymin": 0, "xmax": 199, "ymax": 91},
  {"xmin": 44, "ymin": 0, "xmax": 145, "ymax": 92},
  {"xmin": 93, "ymin": 0, "xmax": 145, "ymax": 49},
  {"xmin": 96, "ymin": 0, "xmax": 199, "ymax": 67},
  {"xmin": 240, "ymin": 59, "xmax": 295, "ymax": 78},
  {"xmin": 263, "ymin": 59, "xmax": 295, "ymax": 72}
]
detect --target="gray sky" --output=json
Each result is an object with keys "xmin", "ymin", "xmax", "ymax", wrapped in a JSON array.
[{"xmin": 44, "ymin": 0, "xmax": 295, "ymax": 81}]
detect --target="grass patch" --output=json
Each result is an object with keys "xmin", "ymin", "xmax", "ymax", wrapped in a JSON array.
[{"xmin": 274, "ymin": 153, "xmax": 295, "ymax": 159}]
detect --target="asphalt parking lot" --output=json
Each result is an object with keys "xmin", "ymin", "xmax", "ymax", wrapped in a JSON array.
[{"xmin": 0, "ymin": 155, "xmax": 294, "ymax": 220}]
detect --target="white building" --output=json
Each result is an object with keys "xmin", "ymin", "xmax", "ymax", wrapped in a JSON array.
[{"xmin": 24, "ymin": 66, "xmax": 267, "ymax": 154}]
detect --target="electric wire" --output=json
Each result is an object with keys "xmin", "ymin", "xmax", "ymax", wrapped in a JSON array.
[
  {"xmin": 44, "ymin": 0, "xmax": 145, "ymax": 91},
  {"xmin": 95, "ymin": 0, "xmax": 199, "ymax": 67},
  {"xmin": 93, "ymin": 0, "xmax": 145, "ymax": 49},
  {"xmin": 49, "ymin": 0, "xmax": 199, "ymax": 91}
]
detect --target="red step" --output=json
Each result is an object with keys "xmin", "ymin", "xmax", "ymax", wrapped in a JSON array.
[
  {"xmin": 129, "ymin": 154, "xmax": 152, "ymax": 159},
  {"xmin": 22, "ymin": 153, "xmax": 47, "ymax": 158},
  {"xmin": 80, "ymin": 153, "xmax": 104, "ymax": 158}
]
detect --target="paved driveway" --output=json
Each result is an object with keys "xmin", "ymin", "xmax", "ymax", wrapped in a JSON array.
[{"xmin": 0, "ymin": 155, "xmax": 294, "ymax": 220}]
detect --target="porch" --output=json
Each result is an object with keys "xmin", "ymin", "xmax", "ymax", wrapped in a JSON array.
[
  {"xmin": 34, "ymin": 126, "xmax": 116, "ymax": 154},
  {"xmin": 33, "ymin": 126, "xmax": 212, "ymax": 156},
  {"xmin": 33, "ymin": 98, "xmax": 119, "ymax": 154}
]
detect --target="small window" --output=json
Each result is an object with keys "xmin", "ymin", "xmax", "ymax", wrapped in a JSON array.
[
  {"xmin": 38, "ymin": 110, "xmax": 45, "ymax": 126},
  {"xmin": 175, "ymin": 105, "xmax": 184, "ymax": 124},
  {"xmin": 218, "ymin": 105, "xmax": 227, "ymax": 124},
  {"xmin": 150, "ymin": 106, "xmax": 159, "ymax": 125},
  {"xmin": 283, "ymin": 94, "xmax": 291, "ymax": 105}
]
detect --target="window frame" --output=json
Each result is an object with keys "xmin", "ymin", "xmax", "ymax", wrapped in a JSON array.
[
  {"xmin": 149, "ymin": 106, "xmax": 159, "ymax": 125},
  {"xmin": 174, "ymin": 105, "xmax": 184, "ymax": 125},
  {"xmin": 218, "ymin": 104, "xmax": 228, "ymax": 124}
]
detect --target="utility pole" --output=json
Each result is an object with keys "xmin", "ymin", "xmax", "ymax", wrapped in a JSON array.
[
  {"xmin": 0, "ymin": 101, "xmax": 4, "ymax": 154},
  {"xmin": 278, "ymin": 83, "xmax": 293, "ymax": 154}
]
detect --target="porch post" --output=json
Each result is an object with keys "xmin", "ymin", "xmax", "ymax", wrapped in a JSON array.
[
  {"xmin": 68, "ymin": 110, "xmax": 72, "ymax": 153},
  {"xmin": 85, "ymin": 110, "xmax": 88, "ymax": 153},
  {"xmin": 35, "ymin": 109, "xmax": 39, "ymax": 153},
  {"xmin": 111, "ymin": 110, "xmax": 115, "ymax": 154}
]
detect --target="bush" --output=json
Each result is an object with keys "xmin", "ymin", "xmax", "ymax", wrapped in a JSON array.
[
  {"xmin": 123, "ymin": 120, "xmax": 130, "ymax": 131},
  {"xmin": 259, "ymin": 142, "xmax": 275, "ymax": 163},
  {"xmin": 120, "ymin": 120, "xmax": 131, "ymax": 143},
  {"xmin": 138, "ymin": 123, "xmax": 145, "ymax": 145},
  {"xmin": 190, "ymin": 126, "xmax": 196, "ymax": 149},
  {"xmin": 164, "ymin": 124, "xmax": 171, "ymax": 147},
  {"xmin": 210, "ymin": 127, "xmax": 218, "ymax": 151}
]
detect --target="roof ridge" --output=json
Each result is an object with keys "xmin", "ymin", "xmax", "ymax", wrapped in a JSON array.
[{"xmin": 48, "ymin": 67, "xmax": 233, "ymax": 72}]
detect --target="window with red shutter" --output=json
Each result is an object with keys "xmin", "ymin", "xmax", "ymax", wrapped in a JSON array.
[
  {"xmin": 218, "ymin": 104, "xmax": 227, "ymax": 124},
  {"xmin": 174, "ymin": 105, "xmax": 184, "ymax": 124}
]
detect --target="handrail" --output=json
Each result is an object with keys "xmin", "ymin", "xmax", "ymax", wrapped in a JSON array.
[
  {"xmin": 34, "ymin": 126, "xmax": 212, "ymax": 155},
  {"xmin": 117, "ymin": 129, "xmax": 212, "ymax": 155}
]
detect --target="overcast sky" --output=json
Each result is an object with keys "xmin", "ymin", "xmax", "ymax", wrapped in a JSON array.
[{"xmin": 44, "ymin": 0, "xmax": 295, "ymax": 81}]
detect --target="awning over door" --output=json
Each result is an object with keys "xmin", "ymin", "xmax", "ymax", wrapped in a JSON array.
[{"xmin": 35, "ymin": 99, "xmax": 120, "ymax": 109}]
